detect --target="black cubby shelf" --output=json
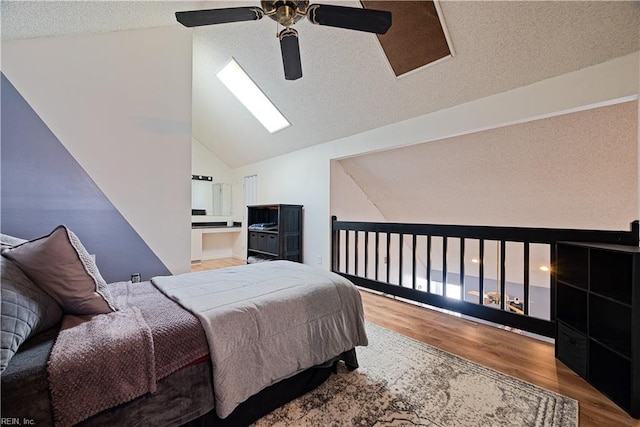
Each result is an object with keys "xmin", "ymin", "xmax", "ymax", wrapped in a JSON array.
[
  {"xmin": 246, "ymin": 204, "xmax": 303, "ymax": 263},
  {"xmin": 555, "ymin": 241, "xmax": 640, "ymax": 418}
]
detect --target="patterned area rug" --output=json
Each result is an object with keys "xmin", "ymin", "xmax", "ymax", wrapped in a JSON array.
[{"xmin": 253, "ymin": 322, "xmax": 578, "ymax": 427}]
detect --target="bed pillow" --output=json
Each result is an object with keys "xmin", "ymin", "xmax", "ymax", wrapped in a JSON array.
[
  {"xmin": 2, "ymin": 225, "xmax": 116, "ymax": 315},
  {"xmin": 1, "ymin": 256, "xmax": 63, "ymax": 373}
]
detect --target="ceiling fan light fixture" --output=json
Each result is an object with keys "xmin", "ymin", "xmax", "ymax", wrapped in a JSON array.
[
  {"xmin": 275, "ymin": 4, "xmax": 297, "ymax": 27},
  {"xmin": 217, "ymin": 59, "xmax": 290, "ymax": 133},
  {"xmin": 261, "ymin": 0, "xmax": 308, "ymax": 26}
]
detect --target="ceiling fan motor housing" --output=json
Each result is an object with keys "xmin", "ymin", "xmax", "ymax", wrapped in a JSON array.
[{"xmin": 261, "ymin": 0, "xmax": 309, "ymax": 26}]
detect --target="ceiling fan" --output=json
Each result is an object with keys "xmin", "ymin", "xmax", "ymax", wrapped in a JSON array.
[{"xmin": 175, "ymin": 1, "xmax": 392, "ymax": 80}]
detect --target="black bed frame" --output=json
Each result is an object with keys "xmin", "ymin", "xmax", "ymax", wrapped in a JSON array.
[
  {"xmin": 182, "ymin": 349, "xmax": 358, "ymax": 427},
  {"xmin": 183, "ymin": 365, "xmax": 331, "ymax": 427}
]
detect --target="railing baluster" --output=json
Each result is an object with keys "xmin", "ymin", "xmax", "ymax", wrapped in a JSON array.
[
  {"xmin": 412, "ymin": 234, "xmax": 417, "ymax": 289},
  {"xmin": 442, "ymin": 236, "xmax": 448, "ymax": 297},
  {"xmin": 460, "ymin": 238, "xmax": 466, "ymax": 300},
  {"xmin": 399, "ymin": 233, "xmax": 404, "ymax": 286},
  {"xmin": 523, "ymin": 242, "xmax": 530, "ymax": 315},
  {"xmin": 427, "ymin": 235, "xmax": 432, "ymax": 293},
  {"xmin": 375, "ymin": 232, "xmax": 379, "ymax": 281},
  {"xmin": 386, "ymin": 232, "xmax": 391, "ymax": 284},
  {"xmin": 364, "ymin": 232, "xmax": 369, "ymax": 279},
  {"xmin": 345, "ymin": 230, "xmax": 350, "ymax": 275},
  {"xmin": 354, "ymin": 231, "xmax": 359, "ymax": 277},
  {"xmin": 550, "ymin": 244, "xmax": 557, "ymax": 321},
  {"xmin": 479, "ymin": 239, "xmax": 485, "ymax": 305},
  {"xmin": 500, "ymin": 240, "xmax": 506, "ymax": 311},
  {"xmin": 333, "ymin": 226, "xmax": 340, "ymax": 272}
]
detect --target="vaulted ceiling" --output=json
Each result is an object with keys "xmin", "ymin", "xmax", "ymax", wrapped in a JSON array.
[{"xmin": 2, "ymin": 1, "xmax": 639, "ymax": 168}]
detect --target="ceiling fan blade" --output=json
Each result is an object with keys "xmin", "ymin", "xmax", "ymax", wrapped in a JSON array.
[
  {"xmin": 307, "ymin": 4, "xmax": 391, "ymax": 34},
  {"xmin": 175, "ymin": 7, "xmax": 264, "ymax": 27},
  {"xmin": 279, "ymin": 28, "xmax": 302, "ymax": 81}
]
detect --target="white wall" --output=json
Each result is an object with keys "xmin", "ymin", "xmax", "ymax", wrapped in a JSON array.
[
  {"xmin": 191, "ymin": 137, "xmax": 244, "ymax": 258},
  {"xmin": 1, "ymin": 26, "xmax": 193, "ymax": 274},
  {"xmin": 192, "ymin": 137, "xmax": 234, "ymax": 181},
  {"xmin": 233, "ymin": 52, "xmax": 640, "ymax": 270},
  {"xmin": 330, "ymin": 161, "xmax": 386, "ymax": 223},
  {"xmin": 192, "ymin": 137, "xmax": 244, "ymax": 222},
  {"xmin": 237, "ymin": 144, "xmax": 332, "ymax": 264},
  {"xmin": 192, "ymin": 136, "xmax": 234, "ymax": 220}
]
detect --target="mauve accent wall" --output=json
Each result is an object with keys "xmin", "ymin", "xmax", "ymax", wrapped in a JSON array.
[{"xmin": 1, "ymin": 73, "xmax": 170, "ymax": 282}]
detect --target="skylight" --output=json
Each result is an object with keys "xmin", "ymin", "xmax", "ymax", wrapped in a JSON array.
[{"xmin": 217, "ymin": 58, "xmax": 290, "ymax": 133}]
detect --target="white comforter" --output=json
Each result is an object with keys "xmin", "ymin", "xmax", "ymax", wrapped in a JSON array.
[{"xmin": 152, "ymin": 260, "xmax": 368, "ymax": 419}]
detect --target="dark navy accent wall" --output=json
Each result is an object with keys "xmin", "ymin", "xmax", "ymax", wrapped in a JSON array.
[{"xmin": 1, "ymin": 73, "xmax": 171, "ymax": 282}]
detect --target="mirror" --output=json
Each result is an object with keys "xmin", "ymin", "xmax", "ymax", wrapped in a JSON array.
[
  {"xmin": 192, "ymin": 179, "xmax": 211, "ymax": 215},
  {"xmin": 212, "ymin": 183, "xmax": 232, "ymax": 216},
  {"xmin": 192, "ymin": 178, "xmax": 232, "ymax": 216}
]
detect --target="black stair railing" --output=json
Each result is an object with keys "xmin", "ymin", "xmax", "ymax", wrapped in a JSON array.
[{"xmin": 331, "ymin": 217, "xmax": 639, "ymax": 337}]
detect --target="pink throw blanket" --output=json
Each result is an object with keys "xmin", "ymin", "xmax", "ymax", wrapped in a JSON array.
[
  {"xmin": 48, "ymin": 307, "xmax": 155, "ymax": 427},
  {"xmin": 47, "ymin": 281, "xmax": 208, "ymax": 426}
]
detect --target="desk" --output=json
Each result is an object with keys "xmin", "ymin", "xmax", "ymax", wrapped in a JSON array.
[{"xmin": 191, "ymin": 225, "xmax": 242, "ymax": 262}]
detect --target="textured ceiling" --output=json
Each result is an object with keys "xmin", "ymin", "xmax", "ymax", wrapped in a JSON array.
[
  {"xmin": 337, "ymin": 101, "xmax": 639, "ymax": 230},
  {"xmin": 2, "ymin": 1, "xmax": 639, "ymax": 168}
]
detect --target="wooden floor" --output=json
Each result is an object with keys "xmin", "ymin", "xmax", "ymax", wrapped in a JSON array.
[
  {"xmin": 190, "ymin": 258, "xmax": 244, "ymax": 272},
  {"xmin": 195, "ymin": 258, "xmax": 640, "ymax": 427}
]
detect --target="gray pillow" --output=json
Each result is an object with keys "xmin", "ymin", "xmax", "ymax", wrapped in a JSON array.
[
  {"xmin": 2, "ymin": 225, "xmax": 116, "ymax": 315},
  {"xmin": 1, "ymin": 256, "xmax": 63, "ymax": 373}
]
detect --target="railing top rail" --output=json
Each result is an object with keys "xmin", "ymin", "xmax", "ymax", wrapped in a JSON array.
[{"xmin": 331, "ymin": 218, "xmax": 639, "ymax": 246}]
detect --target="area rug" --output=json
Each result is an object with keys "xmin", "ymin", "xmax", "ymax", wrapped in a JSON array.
[{"xmin": 253, "ymin": 322, "xmax": 578, "ymax": 427}]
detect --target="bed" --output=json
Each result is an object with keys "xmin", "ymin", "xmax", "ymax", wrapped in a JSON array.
[{"xmin": 0, "ymin": 226, "xmax": 368, "ymax": 426}]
